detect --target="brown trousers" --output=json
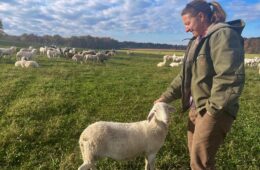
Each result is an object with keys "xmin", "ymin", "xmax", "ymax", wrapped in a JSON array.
[{"xmin": 187, "ymin": 108, "xmax": 234, "ymax": 170}]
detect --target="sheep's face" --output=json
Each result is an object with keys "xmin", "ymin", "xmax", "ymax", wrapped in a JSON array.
[{"xmin": 147, "ymin": 102, "xmax": 175, "ymax": 124}]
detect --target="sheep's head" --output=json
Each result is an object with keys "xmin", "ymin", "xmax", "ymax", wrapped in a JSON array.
[{"xmin": 147, "ymin": 102, "xmax": 175, "ymax": 124}]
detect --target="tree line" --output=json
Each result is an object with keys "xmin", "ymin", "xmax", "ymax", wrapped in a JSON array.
[
  {"xmin": 0, "ymin": 19, "xmax": 259, "ymax": 53},
  {"xmin": 244, "ymin": 38, "xmax": 260, "ymax": 54},
  {"xmin": 0, "ymin": 33, "xmax": 258, "ymax": 53},
  {"xmin": 1, "ymin": 33, "xmax": 187, "ymax": 50}
]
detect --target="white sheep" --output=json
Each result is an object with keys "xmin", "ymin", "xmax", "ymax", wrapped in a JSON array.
[
  {"xmin": 23, "ymin": 60, "xmax": 39, "ymax": 68},
  {"xmin": 157, "ymin": 60, "xmax": 166, "ymax": 67},
  {"xmin": 157, "ymin": 54, "xmax": 177, "ymax": 67},
  {"xmin": 39, "ymin": 46, "xmax": 47, "ymax": 55},
  {"xmin": 72, "ymin": 53, "xmax": 84, "ymax": 62},
  {"xmin": 14, "ymin": 57, "xmax": 39, "ymax": 68},
  {"xmin": 0, "ymin": 46, "xmax": 17, "ymax": 58},
  {"xmin": 47, "ymin": 48, "xmax": 61, "ymax": 58},
  {"xmin": 173, "ymin": 55, "xmax": 184, "ymax": 63},
  {"xmin": 169, "ymin": 62, "xmax": 182, "ymax": 67},
  {"xmin": 84, "ymin": 52, "xmax": 107, "ymax": 63},
  {"xmin": 16, "ymin": 49, "xmax": 37, "ymax": 60},
  {"xmin": 163, "ymin": 55, "xmax": 172, "ymax": 61},
  {"xmin": 98, "ymin": 52, "xmax": 110, "ymax": 62},
  {"xmin": 14, "ymin": 60, "xmax": 26, "ymax": 67},
  {"xmin": 78, "ymin": 102, "xmax": 175, "ymax": 170}
]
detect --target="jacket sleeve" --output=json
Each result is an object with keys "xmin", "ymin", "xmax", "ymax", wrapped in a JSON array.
[
  {"xmin": 160, "ymin": 68, "xmax": 183, "ymax": 103},
  {"xmin": 206, "ymin": 28, "xmax": 245, "ymax": 116}
]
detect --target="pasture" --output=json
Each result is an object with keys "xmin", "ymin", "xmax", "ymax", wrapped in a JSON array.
[{"xmin": 0, "ymin": 50, "xmax": 259, "ymax": 169}]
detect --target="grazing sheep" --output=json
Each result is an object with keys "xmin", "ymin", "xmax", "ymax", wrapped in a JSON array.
[
  {"xmin": 84, "ymin": 54, "xmax": 99, "ymax": 62},
  {"xmin": 169, "ymin": 62, "xmax": 182, "ymax": 67},
  {"xmin": 78, "ymin": 102, "xmax": 175, "ymax": 170},
  {"xmin": 245, "ymin": 57, "xmax": 260, "ymax": 67},
  {"xmin": 72, "ymin": 53, "xmax": 84, "ymax": 62},
  {"xmin": 23, "ymin": 60, "xmax": 39, "ymax": 68},
  {"xmin": 163, "ymin": 55, "xmax": 173, "ymax": 61},
  {"xmin": 82, "ymin": 50, "xmax": 96, "ymax": 56},
  {"xmin": 97, "ymin": 52, "xmax": 110, "ymax": 62},
  {"xmin": 19, "ymin": 46, "xmax": 37, "ymax": 54},
  {"xmin": 14, "ymin": 60, "xmax": 25, "ymax": 67},
  {"xmin": 15, "ymin": 57, "xmax": 39, "ymax": 68},
  {"xmin": 47, "ymin": 48, "xmax": 61, "ymax": 58},
  {"xmin": 84, "ymin": 52, "xmax": 107, "ymax": 63},
  {"xmin": 0, "ymin": 46, "xmax": 17, "ymax": 58},
  {"xmin": 16, "ymin": 49, "xmax": 37, "ymax": 60},
  {"xmin": 69, "ymin": 48, "xmax": 76, "ymax": 54},
  {"xmin": 39, "ymin": 46, "xmax": 47, "ymax": 55},
  {"xmin": 157, "ymin": 54, "xmax": 177, "ymax": 67},
  {"xmin": 157, "ymin": 60, "xmax": 166, "ymax": 67}
]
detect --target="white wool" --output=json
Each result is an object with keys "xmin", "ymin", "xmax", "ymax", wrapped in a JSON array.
[
  {"xmin": 14, "ymin": 60, "xmax": 25, "ymax": 67},
  {"xmin": 14, "ymin": 57, "xmax": 39, "ymax": 68},
  {"xmin": 47, "ymin": 48, "xmax": 61, "ymax": 58},
  {"xmin": 16, "ymin": 50, "xmax": 37, "ymax": 60},
  {"xmin": 78, "ymin": 102, "xmax": 175, "ymax": 170},
  {"xmin": 157, "ymin": 61, "xmax": 166, "ymax": 67},
  {"xmin": 0, "ymin": 46, "xmax": 16, "ymax": 57},
  {"xmin": 72, "ymin": 53, "xmax": 84, "ymax": 62},
  {"xmin": 23, "ymin": 60, "xmax": 39, "ymax": 68},
  {"xmin": 169, "ymin": 62, "xmax": 182, "ymax": 67}
]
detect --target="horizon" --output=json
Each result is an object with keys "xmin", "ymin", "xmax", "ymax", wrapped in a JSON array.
[{"xmin": 0, "ymin": 0, "xmax": 259, "ymax": 45}]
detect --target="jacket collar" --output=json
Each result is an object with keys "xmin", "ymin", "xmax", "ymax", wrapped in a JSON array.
[
  {"xmin": 206, "ymin": 19, "xmax": 245, "ymax": 37},
  {"xmin": 188, "ymin": 19, "xmax": 245, "ymax": 41}
]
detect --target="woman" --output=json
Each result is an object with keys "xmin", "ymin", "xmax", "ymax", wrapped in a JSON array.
[{"xmin": 154, "ymin": 0, "xmax": 245, "ymax": 169}]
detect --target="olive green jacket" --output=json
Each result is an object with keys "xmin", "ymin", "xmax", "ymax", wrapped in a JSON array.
[{"xmin": 161, "ymin": 20, "xmax": 245, "ymax": 118}]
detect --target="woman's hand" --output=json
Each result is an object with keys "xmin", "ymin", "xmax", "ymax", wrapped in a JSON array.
[{"xmin": 154, "ymin": 97, "xmax": 166, "ymax": 104}]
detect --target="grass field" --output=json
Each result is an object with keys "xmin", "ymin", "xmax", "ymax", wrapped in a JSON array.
[{"xmin": 0, "ymin": 51, "xmax": 259, "ymax": 169}]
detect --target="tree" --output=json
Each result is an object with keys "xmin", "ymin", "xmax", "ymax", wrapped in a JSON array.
[
  {"xmin": 0, "ymin": 19, "xmax": 2, "ymax": 29},
  {"xmin": 0, "ymin": 19, "xmax": 5, "ymax": 35}
]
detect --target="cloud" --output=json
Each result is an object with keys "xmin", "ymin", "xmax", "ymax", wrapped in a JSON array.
[
  {"xmin": 0, "ymin": 0, "xmax": 259, "ymax": 43},
  {"xmin": 0, "ymin": 0, "xmax": 185, "ymax": 36},
  {"xmin": 226, "ymin": 1, "xmax": 260, "ymax": 21}
]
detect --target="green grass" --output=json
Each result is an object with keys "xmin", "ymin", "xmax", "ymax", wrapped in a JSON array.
[
  {"xmin": 118, "ymin": 49, "xmax": 185, "ymax": 56},
  {"xmin": 119, "ymin": 49, "xmax": 260, "ymax": 58},
  {"xmin": 0, "ymin": 51, "xmax": 259, "ymax": 169}
]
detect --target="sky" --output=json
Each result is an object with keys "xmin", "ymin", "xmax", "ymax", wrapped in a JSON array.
[{"xmin": 0, "ymin": 0, "xmax": 259, "ymax": 45}]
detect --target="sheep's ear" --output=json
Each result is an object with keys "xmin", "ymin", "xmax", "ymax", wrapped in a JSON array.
[
  {"xmin": 147, "ymin": 106, "xmax": 156, "ymax": 122},
  {"xmin": 167, "ymin": 104, "xmax": 176, "ymax": 113}
]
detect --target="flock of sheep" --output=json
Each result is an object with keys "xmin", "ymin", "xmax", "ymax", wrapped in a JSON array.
[
  {"xmin": 0, "ymin": 45, "xmax": 116, "ymax": 68},
  {"xmin": 40, "ymin": 46, "xmax": 115, "ymax": 63},
  {"xmin": 157, "ymin": 53, "xmax": 184, "ymax": 67},
  {"xmin": 157, "ymin": 53, "xmax": 260, "ymax": 74},
  {"xmin": 245, "ymin": 57, "xmax": 260, "ymax": 74}
]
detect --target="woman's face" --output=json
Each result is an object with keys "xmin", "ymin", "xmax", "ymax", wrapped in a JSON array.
[{"xmin": 182, "ymin": 13, "xmax": 208, "ymax": 37}]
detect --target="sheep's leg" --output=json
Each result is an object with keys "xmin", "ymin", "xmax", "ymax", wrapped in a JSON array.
[
  {"xmin": 145, "ymin": 154, "xmax": 156, "ymax": 170},
  {"xmin": 78, "ymin": 162, "xmax": 96, "ymax": 170},
  {"xmin": 145, "ymin": 157, "xmax": 149, "ymax": 170},
  {"xmin": 79, "ymin": 142, "xmax": 96, "ymax": 170},
  {"xmin": 78, "ymin": 158, "xmax": 96, "ymax": 170}
]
